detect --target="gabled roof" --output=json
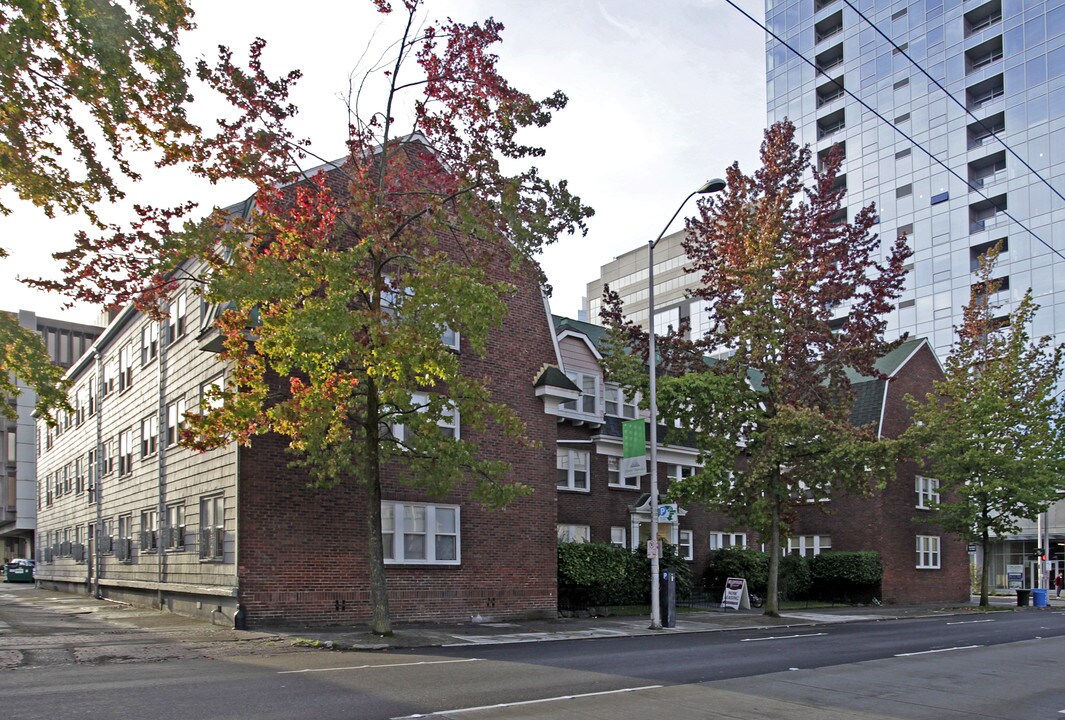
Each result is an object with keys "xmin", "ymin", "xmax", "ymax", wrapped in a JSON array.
[{"xmin": 553, "ymin": 315, "xmax": 610, "ymax": 351}]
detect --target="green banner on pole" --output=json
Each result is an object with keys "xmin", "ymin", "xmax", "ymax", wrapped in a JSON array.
[{"xmin": 623, "ymin": 419, "xmax": 646, "ymax": 458}]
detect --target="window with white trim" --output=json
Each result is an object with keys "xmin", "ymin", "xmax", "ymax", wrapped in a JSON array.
[
  {"xmin": 118, "ymin": 428, "xmax": 133, "ymax": 475},
  {"xmin": 709, "ymin": 532, "xmax": 747, "ymax": 550},
  {"xmin": 917, "ymin": 535, "xmax": 941, "ymax": 568},
  {"xmin": 382, "ymin": 501, "xmax": 460, "ymax": 565},
  {"xmin": 557, "ymin": 524, "xmax": 591, "ymax": 543},
  {"xmin": 561, "ymin": 371, "xmax": 599, "ymax": 416},
  {"xmin": 678, "ymin": 529, "xmax": 694, "ymax": 560},
  {"xmin": 787, "ymin": 535, "xmax": 831, "ymax": 557},
  {"xmin": 201, "ymin": 375, "xmax": 225, "ymax": 411},
  {"xmin": 557, "ymin": 448, "xmax": 590, "ymax": 491},
  {"xmin": 610, "ymin": 526, "xmax": 627, "ymax": 549},
  {"xmin": 103, "ymin": 358, "xmax": 118, "ymax": 396},
  {"xmin": 604, "ymin": 384, "xmax": 639, "ymax": 419},
  {"xmin": 200, "ymin": 495, "xmax": 225, "ymax": 560},
  {"xmin": 140, "ymin": 415, "xmax": 158, "ymax": 458},
  {"xmin": 607, "ymin": 456, "xmax": 641, "ymax": 489},
  {"xmin": 140, "ymin": 509, "xmax": 158, "ymax": 552},
  {"xmin": 669, "ymin": 464, "xmax": 696, "ymax": 483},
  {"xmin": 141, "ymin": 322, "xmax": 159, "ymax": 364},
  {"xmin": 166, "ymin": 397, "xmax": 188, "ymax": 446},
  {"xmin": 119, "ymin": 343, "xmax": 134, "ymax": 391},
  {"xmin": 440, "ymin": 325, "xmax": 460, "ymax": 351},
  {"xmin": 165, "ymin": 503, "xmax": 186, "ymax": 550},
  {"xmin": 168, "ymin": 293, "xmax": 187, "ymax": 342},
  {"xmin": 390, "ymin": 392, "xmax": 459, "ymax": 443},
  {"xmin": 916, "ymin": 476, "xmax": 940, "ymax": 509}
]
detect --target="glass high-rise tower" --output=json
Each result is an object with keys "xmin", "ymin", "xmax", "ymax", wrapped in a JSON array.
[
  {"xmin": 765, "ymin": 0, "xmax": 1065, "ymax": 361},
  {"xmin": 765, "ymin": 0, "xmax": 1065, "ymax": 589}
]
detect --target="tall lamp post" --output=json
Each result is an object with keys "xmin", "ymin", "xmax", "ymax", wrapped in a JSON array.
[{"xmin": 648, "ymin": 178, "xmax": 726, "ymax": 630}]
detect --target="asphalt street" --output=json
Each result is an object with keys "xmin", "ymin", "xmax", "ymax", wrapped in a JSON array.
[{"xmin": 3, "ymin": 583, "xmax": 1065, "ymax": 719}]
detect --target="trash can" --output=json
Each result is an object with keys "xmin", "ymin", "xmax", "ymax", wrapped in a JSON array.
[
  {"xmin": 1016, "ymin": 588, "xmax": 1031, "ymax": 607},
  {"xmin": 5, "ymin": 559, "xmax": 35, "ymax": 583},
  {"xmin": 659, "ymin": 569, "xmax": 677, "ymax": 628},
  {"xmin": 1032, "ymin": 588, "xmax": 1048, "ymax": 607}
]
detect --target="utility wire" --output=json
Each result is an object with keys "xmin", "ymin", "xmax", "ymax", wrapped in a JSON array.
[
  {"xmin": 841, "ymin": 0, "xmax": 1065, "ymax": 212},
  {"xmin": 723, "ymin": 0, "xmax": 1065, "ymax": 264}
]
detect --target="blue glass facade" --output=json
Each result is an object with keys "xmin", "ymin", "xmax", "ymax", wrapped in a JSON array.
[{"xmin": 766, "ymin": 0, "xmax": 1065, "ymax": 359}]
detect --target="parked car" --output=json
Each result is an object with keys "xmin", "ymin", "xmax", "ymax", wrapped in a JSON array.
[{"xmin": 5, "ymin": 558, "xmax": 36, "ymax": 583}]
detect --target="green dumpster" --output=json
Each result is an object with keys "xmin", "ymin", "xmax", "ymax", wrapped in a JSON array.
[{"xmin": 5, "ymin": 559, "xmax": 36, "ymax": 583}]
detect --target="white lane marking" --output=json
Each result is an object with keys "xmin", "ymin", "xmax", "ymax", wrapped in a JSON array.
[
  {"xmin": 895, "ymin": 645, "xmax": 982, "ymax": 657},
  {"xmin": 391, "ymin": 685, "xmax": 663, "ymax": 719},
  {"xmin": 946, "ymin": 619, "xmax": 994, "ymax": 625},
  {"xmin": 278, "ymin": 658, "xmax": 484, "ymax": 674},
  {"xmin": 740, "ymin": 632, "xmax": 827, "ymax": 642}
]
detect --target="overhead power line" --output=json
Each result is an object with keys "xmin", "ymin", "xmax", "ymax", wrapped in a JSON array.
[{"xmin": 722, "ymin": 0, "xmax": 1065, "ymax": 264}]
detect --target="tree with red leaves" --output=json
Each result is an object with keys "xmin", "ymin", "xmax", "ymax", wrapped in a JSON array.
[
  {"xmin": 34, "ymin": 1, "xmax": 591, "ymax": 634},
  {"xmin": 600, "ymin": 120, "xmax": 910, "ymax": 616}
]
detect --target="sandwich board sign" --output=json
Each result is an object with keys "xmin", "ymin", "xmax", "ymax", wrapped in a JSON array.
[{"xmin": 720, "ymin": 577, "xmax": 751, "ymax": 610}]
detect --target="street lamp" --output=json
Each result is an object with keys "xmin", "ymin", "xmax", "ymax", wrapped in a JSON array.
[{"xmin": 648, "ymin": 178, "xmax": 726, "ymax": 630}]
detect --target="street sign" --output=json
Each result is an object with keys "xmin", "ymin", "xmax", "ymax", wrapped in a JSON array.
[
  {"xmin": 720, "ymin": 577, "xmax": 751, "ymax": 610},
  {"xmin": 657, "ymin": 503, "xmax": 677, "ymax": 522},
  {"xmin": 967, "ymin": 543, "xmax": 977, "ymax": 553},
  {"xmin": 646, "ymin": 539, "xmax": 659, "ymax": 559}
]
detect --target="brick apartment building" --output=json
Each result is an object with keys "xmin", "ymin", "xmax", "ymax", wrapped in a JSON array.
[
  {"xmin": 550, "ymin": 315, "xmax": 969, "ymax": 604},
  {"xmin": 32, "ymin": 172, "xmax": 563, "ymax": 628}
]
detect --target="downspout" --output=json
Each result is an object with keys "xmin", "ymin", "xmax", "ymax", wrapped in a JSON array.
[
  {"xmin": 92, "ymin": 349, "xmax": 103, "ymax": 598},
  {"xmin": 156, "ymin": 318, "xmax": 167, "ymax": 610}
]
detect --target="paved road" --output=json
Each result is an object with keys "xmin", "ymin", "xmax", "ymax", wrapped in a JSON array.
[{"xmin": 3, "ymin": 583, "xmax": 1064, "ymax": 719}]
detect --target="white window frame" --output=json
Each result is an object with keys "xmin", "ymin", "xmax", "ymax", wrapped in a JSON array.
[
  {"xmin": 169, "ymin": 293, "xmax": 187, "ymax": 342},
  {"xmin": 604, "ymin": 383, "xmax": 639, "ymax": 419},
  {"xmin": 140, "ymin": 415, "xmax": 158, "ymax": 458},
  {"xmin": 560, "ymin": 371, "xmax": 599, "ymax": 417},
  {"xmin": 382, "ymin": 501, "xmax": 461, "ymax": 565},
  {"xmin": 119, "ymin": 343, "xmax": 134, "ymax": 391},
  {"xmin": 440, "ymin": 325, "xmax": 460, "ymax": 351},
  {"xmin": 201, "ymin": 375, "xmax": 225, "ymax": 411},
  {"xmin": 916, "ymin": 475, "xmax": 940, "ymax": 509},
  {"xmin": 200, "ymin": 495, "xmax": 225, "ymax": 560},
  {"xmin": 678, "ymin": 529, "xmax": 694, "ymax": 560},
  {"xmin": 118, "ymin": 429, "xmax": 133, "ymax": 476},
  {"xmin": 610, "ymin": 526, "xmax": 628, "ymax": 549},
  {"xmin": 391, "ymin": 392, "xmax": 459, "ymax": 443},
  {"xmin": 708, "ymin": 532, "xmax": 747, "ymax": 550},
  {"xmin": 557, "ymin": 523, "xmax": 591, "ymax": 543},
  {"xmin": 141, "ymin": 322, "xmax": 159, "ymax": 364},
  {"xmin": 787, "ymin": 535, "xmax": 831, "ymax": 557},
  {"xmin": 607, "ymin": 455, "xmax": 641, "ymax": 489},
  {"xmin": 557, "ymin": 448, "xmax": 590, "ymax": 492},
  {"xmin": 669, "ymin": 464, "xmax": 697, "ymax": 483},
  {"xmin": 166, "ymin": 397, "xmax": 188, "ymax": 446},
  {"xmin": 917, "ymin": 535, "xmax": 941, "ymax": 569}
]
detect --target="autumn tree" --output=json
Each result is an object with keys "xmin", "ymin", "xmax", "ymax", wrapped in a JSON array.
[
  {"xmin": 0, "ymin": 0, "xmax": 194, "ymax": 423},
  {"xmin": 35, "ymin": 0, "xmax": 591, "ymax": 634},
  {"xmin": 600, "ymin": 120, "xmax": 910, "ymax": 616},
  {"xmin": 904, "ymin": 245, "xmax": 1065, "ymax": 606}
]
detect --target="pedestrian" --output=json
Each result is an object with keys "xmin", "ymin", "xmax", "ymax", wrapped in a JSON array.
[{"xmin": 1055, "ymin": 572, "xmax": 1063, "ymax": 598}]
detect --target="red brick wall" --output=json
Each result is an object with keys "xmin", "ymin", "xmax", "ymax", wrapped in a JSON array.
[{"xmin": 235, "ymin": 236, "xmax": 559, "ymax": 627}]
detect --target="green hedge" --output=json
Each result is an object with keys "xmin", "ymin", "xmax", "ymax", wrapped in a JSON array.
[
  {"xmin": 705, "ymin": 548, "xmax": 880, "ymax": 602},
  {"xmin": 557, "ymin": 542, "xmax": 693, "ymax": 606}
]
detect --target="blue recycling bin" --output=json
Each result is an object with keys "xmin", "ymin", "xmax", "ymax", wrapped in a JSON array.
[{"xmin": 1032, "ymin": 588, "xmax": 1048, "ymax": 607}]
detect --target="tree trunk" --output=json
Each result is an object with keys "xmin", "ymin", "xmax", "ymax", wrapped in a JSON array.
[
  {"xmin": 766, "ymin": 498, "xmax": 781, "ymax": 617},
  {"xmin": 979, "ymin": 525, "xmax": 991, "ymax": 608},
  {"xmin": 365, "ymin": 380, "xmax": 392, "ymax": 635}
]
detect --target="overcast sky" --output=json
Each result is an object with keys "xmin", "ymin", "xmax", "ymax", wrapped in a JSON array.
[{"xmin": 0, "ymin": 0, "xmax": 766, "ymax": 326}]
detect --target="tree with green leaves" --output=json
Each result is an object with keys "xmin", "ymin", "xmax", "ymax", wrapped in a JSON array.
[
  {"xmin": 903, "ymin": 245, "xmax": 1065, "ymax": 606},
  {"xmin": 600, "ymin": 120, "xmax": 909, "ymax": 616},
  {"xmin": 37, "ymin": 0, "xmax": 591, "ymax": 635},
  {"xmin": 0, "ymin": 0, "xmax": 194, "ymax": 423}
]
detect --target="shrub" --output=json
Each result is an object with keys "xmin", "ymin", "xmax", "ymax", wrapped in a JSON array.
[
  {"xmin": 557, "ymin": 541, "xmax": 694, "ymax": 607},
  {"xmin": 557, "ymin": 542, "xmax": 630, "ymax": 587},
  {"xmin": 705, "ymin": 547, "xmax": 769, "ymax": 595},
  {"xmin": 778, "ymin": 553, "xmax": 812, "ymax": 600},
  {"xmin": 809, "ymin": 551, "xmax": 882, "ymax": 602}
]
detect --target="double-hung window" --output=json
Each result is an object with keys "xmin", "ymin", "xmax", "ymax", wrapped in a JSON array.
[
  {"xmin": 118, "ymin": 429, "xmax": 133, "ymax": 475},
  {"xmin": 561, "ymin": 371, "xmax": 599, "ymax": 416},
  {"xmin": 200, "ymin": 495, "xmax": 225, "ymax": 560},
  {"xmin": 557, "ymin": 524, "xmax": 591, "ymax": 543},
  {"xmin": 119, "ymin": 343, "xmax": 134, "ymax": 391},
  {"xmin": 201, "ymin": 375, "xmax": 225, "ymax": 411},
  {"xmin": 557, "ymin": 448, "xmax": 590, "ymax": 491},
  {"xmin": 141, "ymin": 509, "xmax": 158, "ymax": 552},
  {"xmin": 917, "ymin": 535, "xmax": 941, "ymax": 568},
  {"xmin": 390, "ymin": 392, "xmax": 459, "ymax": 443},
  {"xmin": 382, "ymin": 501, "xmax": 460, "ymax": 565},
  {"xmin": 607, "ymin": 456, "xmax": 640, "ymax": 489},
  {"xmin": 610, "ymin": 526, "xmax": 628, "ymax": 548},
  {"xmin": 916, "ymin": 476, "xmax": 940, "ymax": 509},
  {"xmin": 166, "ymin": 397, "xmax": 187, "ymax": 446},
  {"xmin": 709, "ymin": 531, "xmax": 747, "ymax": 550},
  {"xmin": 787, "ymin": 535, "xmax": 831, "ymax": 557},
  {"xmin": 165, "ymin": 504, "xmax": 186, "ymax": 550},
  {"xmin": 604, "ymin": 384, "xmax": 638, "ymax": 418},
  {"xmin": 168, "ymin": 293, "xmax": 187, "ymax": 342},
  {"xmin": 678, "ymin": 529, "xmax": 694, "ymax": 560},
  {"xmin": 669, "ymin": 464, "xmax": 696, "ymax": 484},
  {"xmin": 141, "ymin": 322, "xmax": 159, "ymax": 364},
  {"xmin": 140, "ymin": 415, "xmax": 158, "ymax": 458}
]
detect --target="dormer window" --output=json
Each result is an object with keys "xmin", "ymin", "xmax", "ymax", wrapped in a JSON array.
[
  {"xmin": 561, "ymin": 371, "xmax": 599, "ymax": 416},
  {"xmin": 604, "ymin": 384, "xmax": 639, "ymax": 419}
]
